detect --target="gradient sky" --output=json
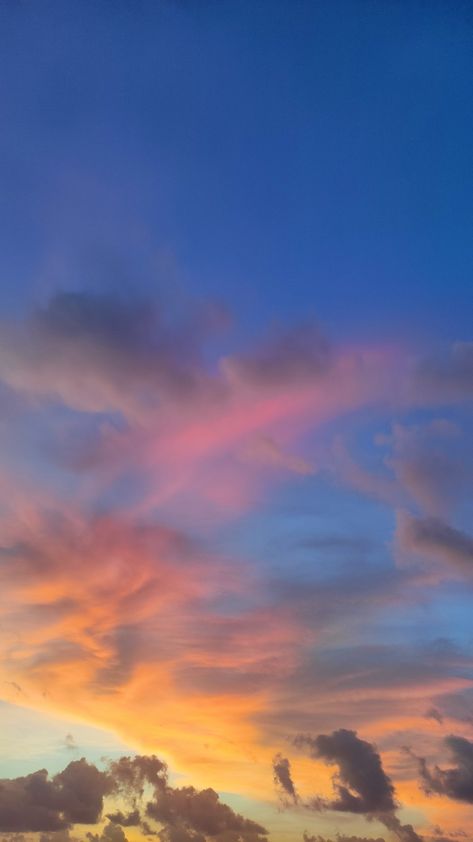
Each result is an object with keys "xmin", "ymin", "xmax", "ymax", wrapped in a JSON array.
[{"xmin": 0, "ymin": 3, "xmax": 472, "ymax": 842}]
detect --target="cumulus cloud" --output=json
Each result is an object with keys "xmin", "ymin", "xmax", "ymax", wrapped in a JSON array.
[
  {"xmin": 106, "ymin": 810, "xmax": 140, "ymax": 827},
  {"xmin": 147, "ymin": 785, "xmax": 267, "ymax": 841},
  {"xmin": 108, "ymin": 755, "xmax": 268, "ymax": 841},
  {"xmin": 417, "ymin": 735, "xmax": 473, "ymax": 803},
  {"xmin": 108, "ymin": 755, "xmax": 168, "ymax": 800},
  {"xmin": 87, "ymin": 823, "xmax": 130, "ymax": 842},
  {"xmin": 0, "ymin": 755, "xmax": 268, "ymax": 842},
  {"xmin": 0, "ymin": 759, "xmax": 113, "ymax": 832},
  {"xmin": 295, "ymin": 729, "xmax": 396, "ymax": 814},
  {"xmin": 294, "ymin": 730, "xmax": 422, "ymax": 842}
]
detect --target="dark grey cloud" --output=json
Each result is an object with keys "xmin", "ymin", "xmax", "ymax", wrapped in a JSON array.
[
  {"xmin": 0, "ymin": 754, "xmax": 268, "ymax": 841},
  {"xmin": 417, "ymin": 735, "xmax": 473, "ymax": 803},
  {"xmin": 272, "ymin": 754, "xmax": 298, "ymax": 803},
  {"xmin": 108, "ymin": 755, "xmax": 168, "ymax": 803},
  {"xmin": 87, "ymin": 823, "xmax": 130, "ymax": 842},
  {"xmin": 157, "ymin": 827, "xmax": 205, "ymax": 842},
  {"xmin": 295, "ymin": 729, "xmax": 396, "ymax": 814},
  {"xmin": 146, "ymin": 785, "xmax": 267, "ymax": 841},
  {"xmin": 294, "ymin": 730, "xmax": 422, "ymax": 842},
  {"xmin": 0, "ymin": 759, "xmax": 113, "ymax": 832},
  {"xmin": 107, "ymin": 810, "xmax": 141, "ymax": 827}
]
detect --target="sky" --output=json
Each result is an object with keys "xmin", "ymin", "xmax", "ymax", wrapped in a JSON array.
[{"xmin": 0, "ymin": 2, "xmax": 472, "ymax": 842}]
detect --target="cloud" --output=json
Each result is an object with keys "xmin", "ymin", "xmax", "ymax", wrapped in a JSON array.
[
  {"xmin": 294, "ymin": 730, "xmax": 422, "ymax": 842},
  {"xmin": 106, "ymin": 756, "xmax": 268, "ymax": 841},
  {"xmin": 107, "ymin": 810, "xmax": 140, "ymax": 826},
  {"xmin": 108, "ymin": 756, "xmax": 168, "ymax": 801},
  {"xmin": 272, "ymin": 754, "xmax": 298, "ymax": 803},
  {"xmin": 0, "ymin": 289, "xmax": 472, "ymax": 824},
  {"xmin": 0, "ymin": 759, "xmax": 113, "ymax": 832},
  {"xmin": 417, "ymin": 343, "xmax": 473, "ymax": 401},
  {"xmin": 241, "ymin": 434, "xmax": 315, "ymax": 476},
  {"xmin": 397, "ymin": 513, "xmax": 473, "ymax": 575},
  {"xmin": 302, "ymin": 836, "xmax": 385, "ymax": 842},
  {"xmin": 332, "ymin": 417, "xmax": 472, "ymax": 519},
  {"xmin": 294, "ymin": 729, "xmax": 396, "ymax": 814},
  {"xmin": 0, "ymin": 755, "xmax": 268, "ymax": 842},
  {"xmin": 64, "ymin": 734, "xmax": 77, "ymax": 751},
  {"xmin": 147, "ymin": 785, "xmax": 267, "ymax": 841},
  {"xmin": 417, "ymin": 735, "xmax": 473, "ymax": 803},
  {"xmin": 425, "ymin": 708, "xmax": 444, "ymax": 725},
  {"xmin": 87, "ymin": 823, "xmax": 130, "ymax": 842},
  {"xmin": 223, "ymin": 323, "xmax": 332, "ymax": 389},
  {"xmin": 381, "ymin": 420, "xmax": 470, "ymax": 518},
  {"xmin": 0, "ymin": 291, "xmax": 217, "ymax": 419},
  {"xmin": 0, "ymin": 290, "xmax": 407, "ymax": 523}
]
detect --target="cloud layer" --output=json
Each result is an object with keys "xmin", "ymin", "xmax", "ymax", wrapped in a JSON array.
[{"xmin": 0, "ymin": 290, "xmax": 472, "ymax": 837}]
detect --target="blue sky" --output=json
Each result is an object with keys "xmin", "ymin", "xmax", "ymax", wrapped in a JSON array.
[{"xmin": 1, "ymin": 1, "xmax": 472, "ymax": 339}]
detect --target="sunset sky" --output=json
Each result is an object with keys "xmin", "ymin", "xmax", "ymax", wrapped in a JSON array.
[{"xmin": 0, "ymin": 3, "xmax": 472, "ymax": 842}]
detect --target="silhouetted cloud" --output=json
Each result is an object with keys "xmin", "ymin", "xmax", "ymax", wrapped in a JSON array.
[
  {"xmin": 295, "ymin": 729, "xmax": 396, "ymax": 814},
  {"xmin": 0, "ymin": 755, "xmax": 268, "ymax": 842},
  {"xmin": 107, "ymin": 810, "xmax": 141, "ymax": 827},
  {"xmin": 417, "ymin": 735, "xmax": 473, "ymax": 803},
  {"xmin": 302, "ymin": 835, "xmax": 385, "ymax": 842},
  {"xmin": 0, "ymin": 759, "xmax": 113, "ymax": 832},
  {"xmin": 147, "ymin": 785, "xmax": 267, "ymax": 841},
  {"xmin": 295, "ymin": 729, "xmax": 422, "ymax": 842},
  {"xmin": 272, "ymin": 754, "xmax": 298, "ymax": 803},
  {"xmin": 87, "ymin": 823, "xmax": 129, "ymax": 842}
]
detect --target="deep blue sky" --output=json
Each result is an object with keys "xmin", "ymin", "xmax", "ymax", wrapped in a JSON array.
[{"xmin": 1, "ymin": 0, "xmax": 472, "ymax": 342}]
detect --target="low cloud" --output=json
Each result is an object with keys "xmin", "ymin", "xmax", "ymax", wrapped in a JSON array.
[
  {"xmin": 302, "ymin": 835, "xmax": 385, "ymax": 842},
  {"xmin": 272, "ymin": 754, "xmax": 298, "ymax": 803},
  {"xmin": 417, "ymin": 735, "xmax": 473, "ymax": 803},
  {"xmin": 295, "ymin": 729, "xmax": 422, "ymax": 842},
  {"xmin": 0, "ymin": 755, "xmax": 268, "ymax": 842},
  {"xmin": 295, "ymin": 729, "xmax": 396, "ymax": 814},
  {"xmin": 0, "ymin": 759, "xmax": 113, "ymax": 832}
]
